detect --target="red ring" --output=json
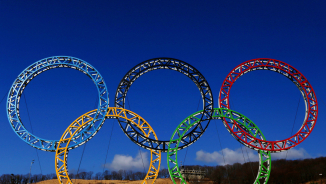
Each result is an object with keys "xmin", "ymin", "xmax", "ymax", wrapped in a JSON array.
[{"xmin": 218, "ymin": 58, "xmax": 318, "ymax": 152}]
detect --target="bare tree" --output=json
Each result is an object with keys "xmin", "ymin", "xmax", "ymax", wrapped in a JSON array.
[
  {"xmin": 158, "ymin": 169, "xmax": 169, "ymax": 178},
  {"xmin": 94, "ymin": 172, "xmax": 103, "ymax": 180},
  {"xmin": 134, "ymin": 171, "xmax": 146, "ymax": 180},
  {"xmin": 117, "ymin": 170, "xmax": 123, "ymax": 180},
  {"xmin": 76, "ymin": 171, "xmax": 87, "ymax": 179},
  {"xmin": 86, "ymin": 171, "xmax": 93, "ymax": 180},
  {"xmin": 103, "ymin": 170, "xmax": 111, "ymax": 180},
  {"xmin": 0, "ymin": 174, "xmax": 11, "ymax": 184}
]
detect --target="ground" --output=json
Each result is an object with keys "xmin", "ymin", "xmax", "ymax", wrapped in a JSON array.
[
  {"xmin": 36, "ymin": 178, "xmax": 185, "ymax": 184},
  {"xmin": 36, "ymin": 178, "xmax": 325, "ymax": 184}
]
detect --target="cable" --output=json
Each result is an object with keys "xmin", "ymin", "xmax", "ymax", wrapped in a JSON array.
[
  {"xmin": 102, "ymin": 122, "xmax": 115, "ymax": 173},
  {"xmin": 320, "ymin": 97, "xmax": 326, "ymax": 108},
  {"xmin": 182, "ymin": 97, "xmax": 200, "ymax": 168},
  {"xmin": 22, "ymin": 93, "xmax": 43, "ymax": 175},
  {"xmin": 34, "ymin": 151, "xmax": 42, "ymax": 176},
  {"xmin": 75, "ymin": 142, "xmax": 87, "ymax": 182},
  {"xmin": 75, "ymin": 95, "xmax": 98, "ymax": 182},
  {"xmin": 240, "ymin": 142, "xmax": 256, "ymax": 180},
  {"xmin": 243, "ymin": 144, "xmax": 255, "ymax": 179},
  {"xmin": 126, "ymin": 95, "xmax": 146, "ymax": 173},
  {"xmin": 182, "ymin": 147, "xmax": 189, "ymax": 166},
  {"xmin": 230, "ymin": 100, "xmax": 252, "ymax": 179},
  {"xmin": 126, "ymin": 95, "xmax": 132, "ymax": 112},
  {"xmin": 196, "ymin": 97, "xmax": 201, "ymax": 112},
  {"xmin": 214, "ymin": 122, "xmax": 231, "ymax": 184},
  {"xmin": 285, "ymin": 94, "xmax": 301, "ymax": 160},
  {"xmin": 240, "ymin": 142, "xmax": 246, "ymax": 163},
  {"xmin": 22, "ymin": 93, "xmax": 35, "ymax": 138},
  {"xmin": 138, "ymin": 147, "xmax": 146, "ymax": 173},
  {"xmin": 0, "ymin": 90, "xmax": 8, "ymax": 105}
]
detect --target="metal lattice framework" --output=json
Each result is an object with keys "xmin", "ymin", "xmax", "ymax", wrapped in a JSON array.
[
  {"xmin": 7, "ymin": 56, "xmax": 109, "ymax": 152},
  {"xmin": 7, "ymin": 57, "xmax": 319, "ymax": 184},
  {"xmin": 218, "ymin": 59, "xmax": 318, "ymax": 152},
  {"xmin": 167, "ymin": 108, "xmax": 271, "ymax": 184},
  {"xmin": 55, "ymin": 107, "xmax": 161, "ymax": 184},
  {"xmin": 115, "ymin": 58, "xmax": 214, "ymax": 152}
]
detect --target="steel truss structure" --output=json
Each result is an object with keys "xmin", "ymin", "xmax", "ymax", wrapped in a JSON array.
[
  {"xmin": 7, "ymin": 56, "xmax": 109, "ymax": 152},
  {"xmin": 167, "ymin": 108, "xmax": 271, "ymax": 184},
  {"xmin": 218, "ymin": 59, "xmax": 318, "ymax": 152},
  {"xmin": 7, "ymin": 57, "xmax": 318, "ymax": 184},
  {"xmin": 115, "ymin": 58, "xmax": 214, "ymax": 152},
  {"xmin": 55, "ymin": 107, "xmax": 161, "ymax": 184}
]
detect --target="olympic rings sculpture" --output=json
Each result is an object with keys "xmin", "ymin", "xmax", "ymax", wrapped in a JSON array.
[
  {"xmin": 55, "ymin": 107, "xmax": 161, "ymax": 184},
  {"xmin": 7, "ymin": 56, "xmax": 109, "ymax": 151},
  {"xmin": 167, "ymin": 108, "xmax": 272, "ymax": 184},
  {"xmin": 7, "ymin": 57, "xmax": 318, "ymax": 184},
  {"xmin": 115, "ymin": 58, "xmax": 214, "ymax": 152},
  {"xmin": 218, "ymin": 59, "xmax": 318, "ymax": 152}
]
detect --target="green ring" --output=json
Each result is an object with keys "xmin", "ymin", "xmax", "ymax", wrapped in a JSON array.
[{"xmin": 167, "ymin": 108, "xmax": 271, "ymax": 184}]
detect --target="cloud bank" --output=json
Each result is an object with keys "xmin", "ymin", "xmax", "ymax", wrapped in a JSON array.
[
  {"xmin": 270, "ymin": 147, "xmax": 310, "ymax": 160},
  {"xmin": 196, "ymin": 147, "xmax": 310, "ymax": 165},
  {"xmin": 103, "ymin": 151, "xmax": 149, "ymax": 171},
  {"xmin": 196, "ymin": 148, "xmax": 258, "ymax": 165}
]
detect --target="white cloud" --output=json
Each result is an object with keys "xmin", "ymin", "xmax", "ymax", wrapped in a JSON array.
[
  {"xmin": 271, "ymin": 148, "xmax": 310, "ymax": 160},
  {"xmin": 196, "ymin": 148, "xmax": 258, "ymax": 165},
  {"xmin": 104, "ymin": 151, "xmax": 149, "ymax": 171},
  {"xmin": 196, "ymin": 147, "xmax": 311, "ymax": 165}
]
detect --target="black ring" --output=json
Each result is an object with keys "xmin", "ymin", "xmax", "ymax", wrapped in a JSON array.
[{"xmin": 115, "ymin": 58, "xmax": 214, "ymax": 152}]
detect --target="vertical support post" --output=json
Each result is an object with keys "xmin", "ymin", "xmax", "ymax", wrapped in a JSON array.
[{"xmin": 28, "ymin": 159, "xmax": 34, "ymax": 184}]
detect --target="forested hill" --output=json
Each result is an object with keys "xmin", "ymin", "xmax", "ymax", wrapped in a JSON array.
[
  {"xmin": 186, "ymin": 156, "xmax": 326, "ymax": 184},
  {"xmin": 1, "ymin": 157, "xmax": 325, "ymax": 184}
]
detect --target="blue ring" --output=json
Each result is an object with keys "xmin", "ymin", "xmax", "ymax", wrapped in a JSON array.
[{"xmin": 7, "ymin": 56, "xmax": 109, "ymax": 152}]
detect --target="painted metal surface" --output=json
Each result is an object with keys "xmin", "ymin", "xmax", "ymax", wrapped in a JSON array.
[
  {"xmin": 218, "ymin": 59, "xmax": 318, "ymax": 152},
  {"xmin": 7, "ymin": 56, "xmax": 109, "ymax": 151},
  {"xmin": 115, "ymin": 58, "xmax": 214, "ymax": 152},
  {"xmin": 55, "ymin": 107, "xmax": 161, "ymax": 184},
  {"xmin": 7, "ymin": 57, "xmax": 318, "ymax": 183},
  {"xmin": 167, "ymin": 108, "xmax": 271, "ymax": 184}
]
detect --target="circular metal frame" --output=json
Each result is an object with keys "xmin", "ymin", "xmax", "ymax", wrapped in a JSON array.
[
  {"xmin": 218, "ymin": 58, "xmax": 318, "ymax": 152},
  {"xmin": 7, "ymin": 56, "xmax": 109, "ymax": 152},
  {"xmin": 55, "ymin": 107, "xmax": 161, "ymax": 184},
  {"xmin": 115, "ymin": 58, "xmax": 214, "ymax": 152},
  {"xmin": 167, "ymin": 108, "xmax": 271, "ymax": 184}
]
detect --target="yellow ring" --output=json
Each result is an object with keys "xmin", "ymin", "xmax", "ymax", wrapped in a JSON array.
[{"xmin": 55, "ymin": 107, "xmax": 161, "ymax": 184}]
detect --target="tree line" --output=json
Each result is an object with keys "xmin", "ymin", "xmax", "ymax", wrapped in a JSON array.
[
  {"xmin": 0, "ymin": 169, "xmax": 169, "ymax": 183},
  {"xmin": 1, "ymin": 156, "xmax": 325, "ymax": 184},
  {"xmin": 194, "ymin": 156, "xmax": 326, "ymax": 184}
]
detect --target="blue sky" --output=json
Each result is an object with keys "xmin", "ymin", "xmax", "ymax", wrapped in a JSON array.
[{"xmin": 0, "ymin": 0, "xmax": 326, "ymax": 176}]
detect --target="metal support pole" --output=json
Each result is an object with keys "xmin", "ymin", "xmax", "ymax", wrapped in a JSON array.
[{"xmin": 28, "ymin": 159, "xmax": 34, "ymax": 184}]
